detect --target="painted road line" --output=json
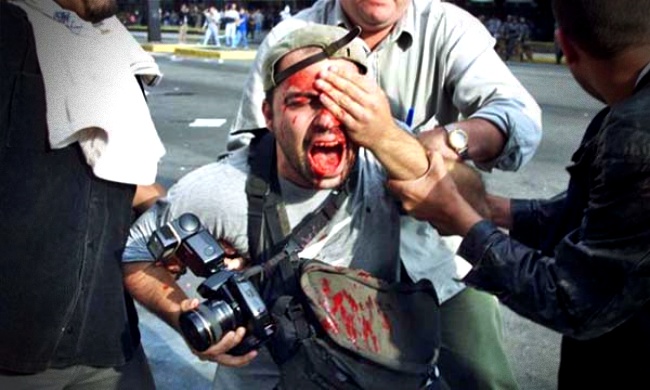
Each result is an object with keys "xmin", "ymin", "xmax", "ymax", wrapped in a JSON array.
[{"xmin": 189, "ymin": 118, "xmax": 227, "ymax": 127}]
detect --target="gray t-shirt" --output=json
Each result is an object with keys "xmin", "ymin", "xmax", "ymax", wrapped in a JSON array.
[
  {"xmin": 124, "ymin": 146, "xmax": 402, "ymax": 282},
  {"xmin": 123, "ymin": 146, "xmax": 405, "ymax": 389}
]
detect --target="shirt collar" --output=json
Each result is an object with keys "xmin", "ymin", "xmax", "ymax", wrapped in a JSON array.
[
  {"xmin": 635, "ymin": 62, "xmax": 650, "ymax": 88},
  {"xmin": 331, "ymin": 0, "xmax": 350, "ymax": 28},
  {"xmin": 390, "ymin": 0, "xmax": 415, "ymax": 49}
]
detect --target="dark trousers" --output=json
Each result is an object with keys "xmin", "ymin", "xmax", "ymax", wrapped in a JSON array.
[
  {"xmin": 558, "ymin": 303, "xmax": 650, "ymax": 390},
  {"xmin": 438, "ymin": 288, "xmax": 519, "ymax": 390},
  {"xmin": 0, "ymin": 346, "xmax": 155, "ymax": 390}
]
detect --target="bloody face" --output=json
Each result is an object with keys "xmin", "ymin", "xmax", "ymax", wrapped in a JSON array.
[{"xmin": 263, "ymin": 51, "xmax": 359, "ymax": 189}]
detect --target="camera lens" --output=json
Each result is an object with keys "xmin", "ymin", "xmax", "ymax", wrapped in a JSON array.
[{"xmin": 179, "ymin": 300, "xmax": 237, "ymax": 352}]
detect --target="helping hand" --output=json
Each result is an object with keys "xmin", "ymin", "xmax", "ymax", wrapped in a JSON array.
[
  {"xmin": 179, "ymin": 298, "xmax": 258, "ymax": 367},
  {"xmin": 417, "ymin": 127, "xmax": 462, "ymax": 162},
  {"xmin": 155, "ymin": 239, "xmax": 246, "ymax": 278},
  {"xmin": 387, "ymin": 151, "xmax": 482, "ymax": 236}
]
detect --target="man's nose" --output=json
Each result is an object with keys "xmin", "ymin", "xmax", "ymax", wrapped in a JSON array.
[{"xmin": 312, "ymin": 108, "xmax": 339, "ymax": 131}]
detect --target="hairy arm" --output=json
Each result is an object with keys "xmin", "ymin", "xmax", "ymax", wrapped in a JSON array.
[
  {"xmin": 123, "ymin": 262, "xmax": 188, "ymax": 330},
  {"xmin": 132, "ymin": 183, "xmax": 167, "ymax": 216},
  {"xmin": 387, "ymin": 151, "xmax": 484, "ymax": 236},
  {"xmin": 432, "ymin": 6, "xmax": 542, "ymax": 171}
]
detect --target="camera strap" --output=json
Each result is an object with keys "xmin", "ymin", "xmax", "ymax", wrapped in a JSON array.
[
  {"xmin": 246, "ymin": 130, "xmax": 292, "ymax": 265},
  {"xmin": 244, "ymin": 131, "xmax": 354, "ymax": 279}
]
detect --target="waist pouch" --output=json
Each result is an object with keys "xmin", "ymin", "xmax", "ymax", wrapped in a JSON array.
[{"xmin": 263, "ymin": 259, "xmax": 441, "ymax": 390}]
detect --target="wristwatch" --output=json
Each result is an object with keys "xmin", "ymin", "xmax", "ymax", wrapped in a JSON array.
[{"xmin": 444, "ymin": 123, "xmax": 470, "ymax": 160}]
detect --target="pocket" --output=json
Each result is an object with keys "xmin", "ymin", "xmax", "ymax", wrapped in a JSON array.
[
  {"xmin": 299, "ymin": 260, "xmax": 440, "ymax": 371},
  {"xmin": 6, "ymin": 72, "xmax": 48, "ymax": 151}
]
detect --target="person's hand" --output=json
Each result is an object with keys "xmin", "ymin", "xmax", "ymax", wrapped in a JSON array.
[
  {"xmin": 417, "ymin": 127, "xmax": 461, "ymax": 162},
  {"xmin": 314, "ymin": 65, "xmax": 402, "ymax": 150},
  {"xmin": 220, "ymin": 240, "xmax": 247, "ymax": 271},
  {"xmin": 485, "ymin": 193, "xmax": 513, "ymax": 229},
  {"xmin": 387, "ymin": 151, "xmax": 482, "ymax": 236},
  {"xmin": 155, "ymin": 239, "xmax": 246, "ymax": 278},
  {"xmin": 155, "ymin": 254, "xmax": 187, "ymax": 279},
  {"xmin": 179, "ymin": 298, "xmax": 258, "ymax": 367}
]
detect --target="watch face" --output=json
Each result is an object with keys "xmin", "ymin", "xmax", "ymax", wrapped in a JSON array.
[{"xmin": 449, "ymin": 129, "xmax": 468, "ymax": 150}]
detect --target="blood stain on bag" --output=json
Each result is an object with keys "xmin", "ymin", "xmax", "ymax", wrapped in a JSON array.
[{"xmin": 318, "ymin": 278, "xmax": 389, "ymax": 353}]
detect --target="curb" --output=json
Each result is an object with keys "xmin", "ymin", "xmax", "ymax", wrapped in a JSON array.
[
  {"xmin": 142, "ymin": 43, "xmax": 257, "ymax": 60},
  {"xmin": 141, "ymin": 43, "xmax": 564, "ymax": 65},
  {"xmin": 510, "ymin": 55, "xmax": 566, "ymax": 65}
]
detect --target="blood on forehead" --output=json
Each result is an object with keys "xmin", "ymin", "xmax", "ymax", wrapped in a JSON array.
[
  {"xmin": 282, "ymin": 62, "xmax": 324, "ymax": 93},
  {"xmin": 277, "ymin": 56, "xmax": 352, "ymax": 93}
]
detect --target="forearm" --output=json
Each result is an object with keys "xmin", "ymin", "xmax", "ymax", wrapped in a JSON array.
[
  {"xmin": 371, "ymin": 124, "xmax": 429, "ymax": 180},
  {"xmin": 468, "ymin": 100, "xmax": 542, "ymax": 171},
  {"xmin": 510, "ymin": 193, "xmax": 567, "ymax": 251},
  {"xmin": 485, "ymin": 194, "xmax": 512, "ymax": 229},
  {"xmin": 123, "ymin": 262, "xmax": 189, "ymax": 331},
  {"xmin": 445, "ymin": 33, "xmax": 541, "ymax": 170},
  {"xmin": 440, "ymin": 192, "xmax": 484, "ymax": 236},
  {"xmin": 454, "ymin": 118, "xmax": 506, "ymax": 164},
  {"xmin": 460, "ymin": 221, "xmax": 648, "ymax": 339},
  {"xmin": 447, "ymin": 161, "xmax": 492, "ymax": 220},
  {"xmin": 133, "ymin": 183, "xmax": 167, "ymax": 216}
]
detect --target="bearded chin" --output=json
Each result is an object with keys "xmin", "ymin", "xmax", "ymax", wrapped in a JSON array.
[{"xmin": 85, "ymin": 0, "xmax": 119, "ymax": 24}]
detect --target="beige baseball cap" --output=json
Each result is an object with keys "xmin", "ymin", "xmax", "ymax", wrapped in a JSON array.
[{"xmin": 262, "ymin": 25, "xmax": 369, "ymax": 92}]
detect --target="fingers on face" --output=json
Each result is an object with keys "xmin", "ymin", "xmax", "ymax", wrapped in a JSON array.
[
  {"xmin": 325, "ymin": 66, "xmax": 371, "ymax": 93},
  {"xmin": 319, "ymin": 92, "xmax": 353, "ymax": 126},
  {"xmin": 316, "ymin": 84, "xmax": 365, "ymax": 130},
  {"xmin": 317, "ymin": 68, "xmax": 365, "ymax": 109}
]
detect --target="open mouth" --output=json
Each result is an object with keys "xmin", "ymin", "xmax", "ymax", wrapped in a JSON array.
[{"xmin": 309, "ymin": 138, "xmax": 346, "ymax": 177}]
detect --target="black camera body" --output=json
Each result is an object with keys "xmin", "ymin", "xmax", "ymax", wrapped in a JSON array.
[
  {"xmin": 147, "ymin": 213, "xmax": 225, "ymax": 277},
  {"xmin": 147, "ymin": 213, "xmax": 275, "ymax": 355},
  {"xmin": 180, "ymin": 269, "xmax": 275, "ymax": 355}
]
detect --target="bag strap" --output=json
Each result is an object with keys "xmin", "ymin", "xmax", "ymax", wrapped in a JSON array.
[{"xmin": 246, "ymin": 131, "xmax": 292, "ymax": 265}]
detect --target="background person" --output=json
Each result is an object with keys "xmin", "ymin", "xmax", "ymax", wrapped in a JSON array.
[
  {"xmin": 0, "ymin": 0, "xmax": 165, "ymax": 388},
  {"xmin": 202, "ymin": 5, "xmax": 222, "ymax": 47},
  {"xmin": 223, "ymin": 2, "xmax": 240, "ymax": 47},
  {"xmin": 232, "ymin": 6, "xmax": 249, "ymax": 49},
  {"xmin": 252, "ymin": 8, "xmax": 264, "ymax": 41},
  {"xmin": 178, "ymin": 3, "xmax": 190, "ymax": 44},
  {"xmin": 388, "ymin": 0, "xmax": 650, "ymax": 388}
]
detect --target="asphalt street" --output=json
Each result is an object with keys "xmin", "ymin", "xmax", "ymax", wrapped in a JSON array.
[{"xmin": 136, "ymin": 53, "xmax": 605, "ymax": 390}]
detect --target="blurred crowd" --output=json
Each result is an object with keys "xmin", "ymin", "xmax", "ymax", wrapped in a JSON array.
[
  {"xmin": 117, "ymin": 2, "xmax": 300, "ymax": 47},
  {"xmin": 478, "ymin": 14, "xmax": 535, "ymax": 62}
]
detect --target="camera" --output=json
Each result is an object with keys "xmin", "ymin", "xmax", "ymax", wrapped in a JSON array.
[
  {"xmin": 180, "ymin": 269, "xmax": 275, "ymax": 354},
  {"xmin": 147, "ymin": 213, "xmax": 275, "ymax": 354},
  {"xmin": 147, "ymin": 212, "xmax": 225, "ymax": 277}
]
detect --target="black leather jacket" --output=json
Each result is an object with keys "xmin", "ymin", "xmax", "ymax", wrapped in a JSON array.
[{"xmin": 458, "ymin": 71, "xmax": 650, "ymax": 341}]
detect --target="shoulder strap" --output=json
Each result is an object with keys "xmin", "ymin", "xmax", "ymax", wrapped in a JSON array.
[{"xmin": 246, "ymin": 131, "xmax": 292, "ymax": 265}]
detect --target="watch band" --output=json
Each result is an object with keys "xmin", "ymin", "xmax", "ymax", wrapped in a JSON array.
[{"xmin": 443, "ymin": 123, "xmax": 470, "ymax": 160}]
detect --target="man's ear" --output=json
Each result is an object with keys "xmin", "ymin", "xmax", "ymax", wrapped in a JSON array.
[
  {"xmin": 556, "ymin": 28, "xmax": 579, "ymax": 65},
  {"xmin": 262, "ymin": 100, "xmax": 274, "ymax": 133}
]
